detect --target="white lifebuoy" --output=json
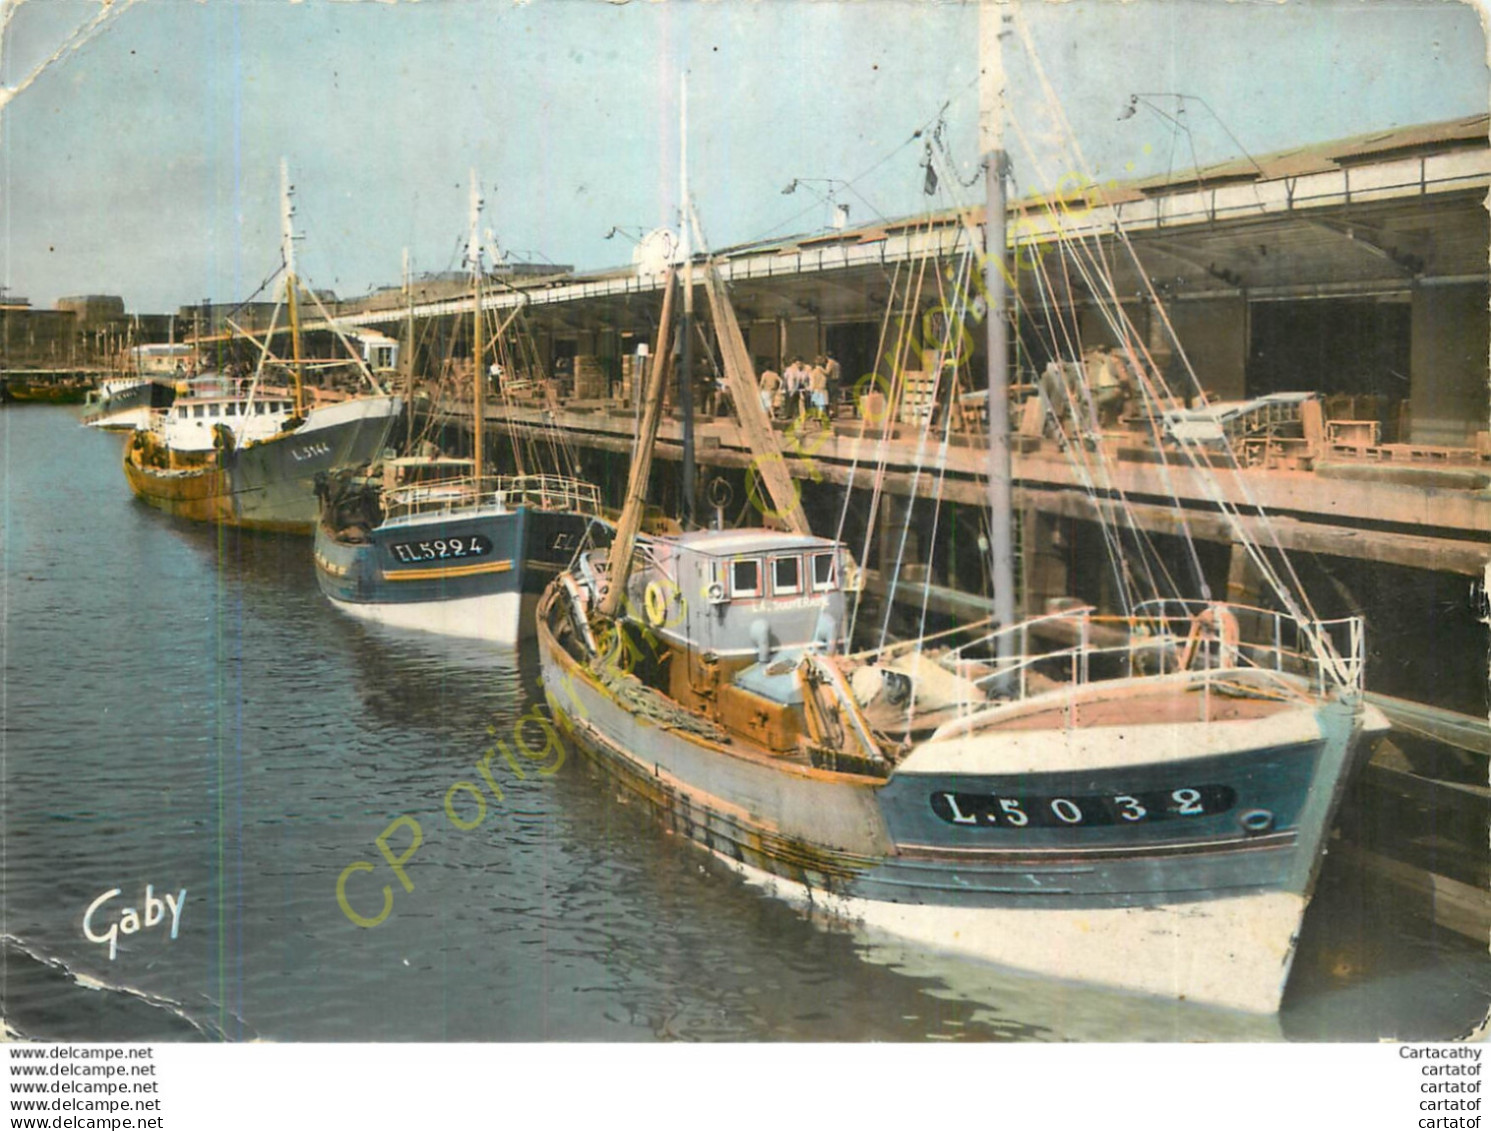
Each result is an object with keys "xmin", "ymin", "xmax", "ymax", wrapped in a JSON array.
[{"xmin": 644, "ymin": 581, "xmax": 668, "ymax": 627}]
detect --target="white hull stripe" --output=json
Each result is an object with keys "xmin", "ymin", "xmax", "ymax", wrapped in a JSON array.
[
  {"xmin": 326, "ymin": 589, "xmax": 522, "ymax": 643},
  {"xmin": 892, "ymin": 829, "xmax": 1297, "ymax": 861}
]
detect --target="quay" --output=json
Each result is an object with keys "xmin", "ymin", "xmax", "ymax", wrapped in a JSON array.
[
  {"xmin": 313, "ymin": 114, "xmax": 1489, "ymax": 591},
  {"xmin": 469, "ymin": 394, "xmax": 1491, "ymax": 578}
]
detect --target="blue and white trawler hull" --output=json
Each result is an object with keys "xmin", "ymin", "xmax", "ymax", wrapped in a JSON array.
[
  {"xmin": 848, "ymin": 688, "xmax": 1377, "ymax": 1010},
  {"xmin": 538, "ymin": 583, "xmax": 1385, "ymax": 1012},
  {"xmin": 316, "ymin": 505, "xmax": 596, "ymax": 644}
]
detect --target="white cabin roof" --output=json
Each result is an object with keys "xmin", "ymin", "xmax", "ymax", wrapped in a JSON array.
[{"xmin": 656, "ymin": 528, "xmax": 840, "ymax": 558}]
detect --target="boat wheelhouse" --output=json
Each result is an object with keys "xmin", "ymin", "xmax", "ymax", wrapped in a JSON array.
[
  {"xmin": 155, "ymin": 380, "xmax": 295, "ymax": 451},
  {"xmin": 601, "ymin": 528, "xmax": 852, "ymax": 656}
]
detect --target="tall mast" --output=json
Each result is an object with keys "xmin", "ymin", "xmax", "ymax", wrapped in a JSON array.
[
  {"xmin": 598, "ymin": 270, "xmax": 678, "ymax": 620},
  {"xmin": 468, "ymin": 171, "xmax": 485, "ymax": 494},
  {"xmin": 981, "ymin": 0, "xmax": 1016, "ymax": 662},
  {"xmin": 678, "ymin": 73, "xmax": 696, "ymax": 528},
  {"xmin": 280, "ymin": 159, "xmax": 306, "ymax": 419},
  {"xmin": 402, "ymin": 248, "xmax": 415, "ymax": 450}
]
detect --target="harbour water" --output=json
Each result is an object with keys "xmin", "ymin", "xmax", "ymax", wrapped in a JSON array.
[{"xmin": 1, "ymin": 405, "xmax": 1486, "ymax": 1042}]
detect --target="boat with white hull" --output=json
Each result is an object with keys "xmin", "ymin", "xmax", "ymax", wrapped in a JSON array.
[
  {"xmin": 539, "ymin": 534, "xmax": 1386, "ymax": 1013},
  {"xmin": 313, "ymin": 173, "xmax": 606, "ymax": 642},
  {"xmin": 82, "ymin": 374, "xmax": 176, "ymax": 431},
  {"xmin": 315, "ymin": 465, "xmax": 603, "ymax": 644}
]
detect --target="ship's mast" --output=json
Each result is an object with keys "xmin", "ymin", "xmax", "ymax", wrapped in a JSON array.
[
  {"xmin": 468, "ymin": 172, "xmax": 485, "ymax": 495},
  {"xmin": 597, "ymin": 270, "xmax": 677, "ymax": 620},
  {"xmin": 402, "ymin": 248, "xmax": 415, "ymax": 450},
  {"xmin": 280, "ymin": 159, "xmax": 307, "ymax": 419},
  {"xmin": 678, "ymin": 74, "xmax": 696, "ymax": 528},
  {"xmin": 981, "ymin": 0, "xmax": 1016, "ymax": 663}
]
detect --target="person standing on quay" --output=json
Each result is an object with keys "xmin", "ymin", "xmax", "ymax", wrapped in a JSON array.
[
  {"xmin": 759, "ymin": 364, "xmax": 783, "ymax": 420},
  {"xmin": 807, "ymin": 359, "xmax": 829, "ymax": 426},
  {"xmin": 823, "ymin": 351, "xmax": 842, "ymax": 414},
  {"xmin": 784, "ymin": 357, "xmax": 806, "ymax": 423}
]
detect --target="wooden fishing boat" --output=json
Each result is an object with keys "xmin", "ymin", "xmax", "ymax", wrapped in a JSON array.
[
  {"xmin": 122, "ymin": 163, "xmax": 402, "ymax": 534},
  {"xmin": 3, "ymin": 376, "xmax": 90, "ymax": 405},
  {"xmin": 312, "ymin": 174, "xmax": 604, "ymax": 642},
  {"xmin": 539, "ymin": 532, "xmax": 1385, "ymax": 1012}
]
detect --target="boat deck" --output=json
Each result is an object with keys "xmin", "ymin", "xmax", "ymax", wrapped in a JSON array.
[{"xmin": 990, "ymin": 680, "xmax": 1296, "ymax": 732}]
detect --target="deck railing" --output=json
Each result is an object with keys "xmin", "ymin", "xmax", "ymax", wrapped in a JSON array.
[
  {"xmin": 937, "ymin": 599, "xmax": 1366, "ymax": 711},
  {"xmin": 494, "ymin": 474, "xmax": 604, "ymax": 515},
  {"xmin": 384, "ymin": 473, "xmax": 603, "ymax": 520}
]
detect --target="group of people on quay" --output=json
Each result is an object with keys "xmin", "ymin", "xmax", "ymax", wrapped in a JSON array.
[
  {"xmin": 736, "ymin": 340, "xmax": 1144, "ymax": 437},
  {"xmin": 1037, "ymin": 342, "xmax": 1139, "ymax": 434},
  {"xmin": 756, "ymin": 353, "xmax": 841, "ymax": 424}
]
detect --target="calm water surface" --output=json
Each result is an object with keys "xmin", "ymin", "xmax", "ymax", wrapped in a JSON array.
[{"xmin": 1, "ymin": 405, "xmax": 1486, "ymax": 1042}]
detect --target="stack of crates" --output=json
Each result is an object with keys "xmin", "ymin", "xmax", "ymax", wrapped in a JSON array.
[{"xmin": 573, "ymin": 355, "xmax": 608, "ymax": 401}]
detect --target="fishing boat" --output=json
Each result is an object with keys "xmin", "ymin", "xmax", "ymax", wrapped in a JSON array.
[
  {"xmin": 125, "ymin": 377, "xmax": 401, "ymax": 532},
  {"xmin": 82, "ymin": 343, "xmax": 195, "ymax": 430},
  {"xmin": 314, "ymin": 457, "xmax": 603, "ymax": 641},
  {"xmin": 311, "ymin": 175, "xmax": 604, "ymax": 643},
  {"xmin": 2, "ymin": 374, "xmax": 90, "ymax": 405},
  {"xmin": 539, "ymin": 534, "xmax": 1384, "ymax": 1011},
  {"xmin": 534, "ymin": 50, "xmax": 1388, "ymax": 1012},
  {"xmin": 122, "ymin": 163, "xmax": 402, "ymax": 533},
  {"xmin": 82, "ymin": 373, "xmax": 178, "ymax": 431}
]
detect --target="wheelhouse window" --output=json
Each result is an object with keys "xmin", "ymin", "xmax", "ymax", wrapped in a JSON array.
[
  {"xmin": 177, "ymin": 407, "xmax": 188, "ymax": 419},
  {"xmin": 771, "ymin": 555, "xmax": 802, "ymax": 597},
  {"xmin": 209, "ymin": 404, "xmax": 221, "ymax": 417},
  {"xmin": 730, "ymin": 558, "xmax": 762, "ymax": 598},
  {"xmin": 224, "ymin": 403, "xmax": 236, "ymax": 416},
  {"xmin": 255, "ymin": 402, "xmax": 266, "ymax": 415},
  {"xmin": 811, "ymin": 551, "xmax": 837, "ymax": 592},
  {"xmin": 192, "ymin": 404, "xmax": 204, "ymax": 418}
]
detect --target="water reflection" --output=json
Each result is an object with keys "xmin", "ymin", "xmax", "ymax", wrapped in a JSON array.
[{"xmin": 338, "ymin": 623, "xmax": 525, "ymax": 731}]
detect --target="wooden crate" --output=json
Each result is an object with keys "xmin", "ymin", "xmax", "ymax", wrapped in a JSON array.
[{"xmin": 572, "ymin": 354, "xmax": 608, "ymax": 400}]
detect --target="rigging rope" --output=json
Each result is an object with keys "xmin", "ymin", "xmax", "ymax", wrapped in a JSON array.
[{"xmin": 1006, "ymin": 7, "xmax": 1347, "ymax": 683}]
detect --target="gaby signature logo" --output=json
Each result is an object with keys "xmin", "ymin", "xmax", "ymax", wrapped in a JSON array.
[{"xmin": 82, "ymin": 884, "xmax": 187, "ymax": 961}]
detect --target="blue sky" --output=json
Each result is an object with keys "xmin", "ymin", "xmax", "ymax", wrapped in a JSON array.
[{"xmin": 1, "ymin": 0, "xmax": 1485, "ymax": 313}]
